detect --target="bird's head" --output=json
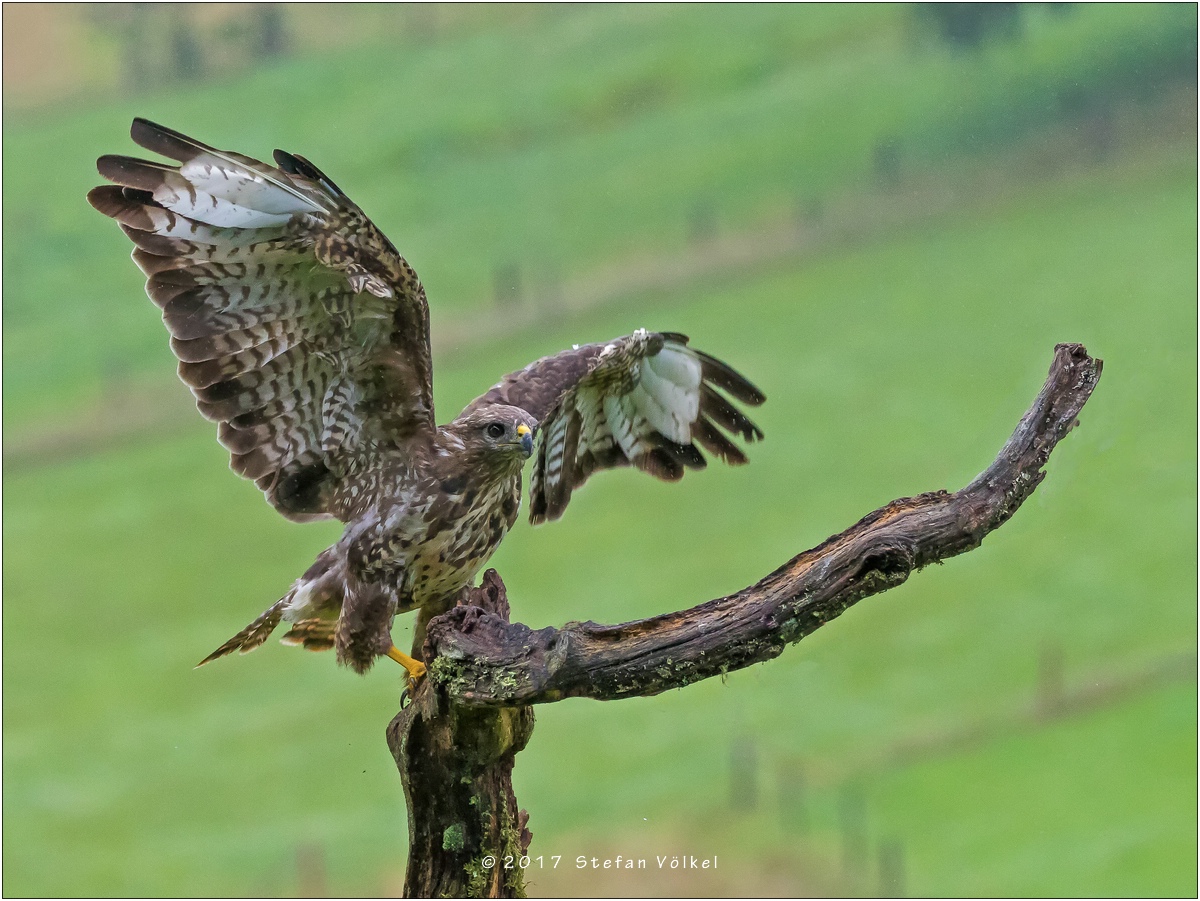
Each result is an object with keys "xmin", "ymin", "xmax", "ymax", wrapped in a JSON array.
[{"xmin": 445, "ymin": 404, "xmax": 537, "ymax": 469}]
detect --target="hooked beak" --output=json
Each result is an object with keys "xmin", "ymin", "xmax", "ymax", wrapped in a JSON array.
[{"xmin": 517, "ymin": 423, "xmax": 534, "ymax": 457}]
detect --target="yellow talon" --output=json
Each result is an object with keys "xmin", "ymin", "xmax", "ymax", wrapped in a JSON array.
[{"xmin": 387, "ymin": 644, "xmax": 427, "ymax": 692}]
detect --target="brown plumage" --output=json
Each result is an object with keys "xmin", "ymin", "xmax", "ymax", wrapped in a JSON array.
[{"xmin": 89, "ymin": 118, "xmax": 766, "ymax": 675}]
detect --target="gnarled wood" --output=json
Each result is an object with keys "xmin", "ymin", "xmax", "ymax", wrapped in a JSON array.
[
  {"xmin": 389, "ymin": 342, "xmax": 1101, "ymax": 897},
  {"xmin": 422, "ymin": 343, "xmax": 1101, "ymax": 706},
  {"xmin": 388, "ymin": 574, "xmax": 534, "ymax": 898}
]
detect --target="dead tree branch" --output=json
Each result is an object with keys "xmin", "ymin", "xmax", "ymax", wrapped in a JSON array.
[
  {"xmin": 422, "ymin": 343, "xmax": 1102, "ymax": 706},
  {"xmin": 389, "ymin": 342, "xmax": 1101, "ymax": 897}
]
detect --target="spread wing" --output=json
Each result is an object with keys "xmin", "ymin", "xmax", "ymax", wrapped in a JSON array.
[
  {"xmin": 463, "ymin": 330, "xmax": 765, "ymax": 524},
  {"xmin": 88, "ymin": 118, "xmax": 434, "ymax": 522}
]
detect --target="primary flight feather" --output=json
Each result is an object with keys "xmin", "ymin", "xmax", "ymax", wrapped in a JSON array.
[{"xmin": 89, "ymin": 118, "xmax": 765, "ymax": 681}]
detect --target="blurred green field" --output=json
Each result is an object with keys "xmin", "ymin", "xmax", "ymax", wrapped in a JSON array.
[
  {"xmin": 4, "ymin": 4, "xmax": 1196, "ymax": 898},
  {"xmin": 4, "ymin": 3, "xmax": 1195, "ymax": 427}
]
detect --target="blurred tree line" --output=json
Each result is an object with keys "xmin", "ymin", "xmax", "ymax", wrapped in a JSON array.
[
  {"xmin": 912, "ymin": 2, "xmax": 1195, "ymax": 86},
  {"xmin": 895, "ymin": 3, "xmax": 1197, "ymax": 166},
  {"xmin": 88, "ymin": 4, "xmax": 288, "ymax": 90},
  {"xmin": 78, "ymin": 4, "xmax": 553, "ymax": 98},
  {"xmin": 915, "ymin": 3, "xmax": 1035, "ymax": 49}
]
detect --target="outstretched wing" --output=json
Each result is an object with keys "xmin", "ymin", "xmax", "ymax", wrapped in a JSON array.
[
  {"xmin": 463, "ymin": 330, "xmax": 765, "ymax": 524},
  {"xmin": 88, "ymin": 119, "xmax": 434, "ymax": 522}
]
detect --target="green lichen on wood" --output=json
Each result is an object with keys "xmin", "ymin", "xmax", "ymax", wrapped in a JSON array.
[
  {"xmin": 442, "ymin": 823, "xmax": 466, "ymax": 852},
  {"xmin": 430, "ymin": 654, "xmax": 525, "ymax": 701},
  {"xmin": 498, "ymin": 813, "xmax": 528, "ymax": 895},
  {"xmin": 428, "ymin": 655, "xmax": 472, "ymax": 696},
  {"xmin": 492, "ymin": 668, "xmax": 522, "ymax": 696},
  {"xmin": 457, "ymin": 794, "xmax": 528, "ymax": 898},
  {"xmin": 463, "ymin": 856, "xmax": 489, "ymax": 898}
]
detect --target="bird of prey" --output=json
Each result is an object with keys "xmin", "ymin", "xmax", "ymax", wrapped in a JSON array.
[{"xmin": 88, "ymin": 119, "xmax": 765, "ymax": 686}]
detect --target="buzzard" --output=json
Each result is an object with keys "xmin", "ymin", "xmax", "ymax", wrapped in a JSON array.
[{"xmin": 88, "ymin": 119, "xmax": 765, "ymax": 686}]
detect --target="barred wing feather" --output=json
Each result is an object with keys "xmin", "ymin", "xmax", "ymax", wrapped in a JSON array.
[
  {"xmin": 88, "ymin": 119, "xmax": 435, "ymax": 522},
  {"xmin": 464, "ymin": 330, "xmax": 765, "ymax": 524}
]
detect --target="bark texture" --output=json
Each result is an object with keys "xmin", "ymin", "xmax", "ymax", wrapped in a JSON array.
[
  {"xmin": 388, "ymin": 342, "xmax": 1101, "ymax": 897},
  {"xmin": 388, "ymin": 574, "xmax": 534, "ymax": 898},
  {"xmin": 422, "ymin": 343, "xmax": 1102, "ymax": 706}
]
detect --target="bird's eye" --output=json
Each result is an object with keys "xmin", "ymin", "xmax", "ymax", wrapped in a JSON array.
[{"xmin": 485, "ymin": 422, "xmax": 506, "ymax": 439}]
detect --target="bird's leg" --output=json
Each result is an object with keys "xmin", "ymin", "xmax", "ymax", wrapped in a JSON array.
[
  {"xmin": 395, "ymin": 593, "xmax": 461, "ymax": 700},
  {"xmin": 411, "ymin": 593, "xmax": 458, "ymax": 664},
  {"xmin": 387, "ymin": 644, "xmax": 427, "ymax": 693}
]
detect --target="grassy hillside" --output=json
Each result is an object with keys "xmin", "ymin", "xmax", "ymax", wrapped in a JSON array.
[
  {"xmin": 5, "ymin": 140, "xmax": 1195, "ymax": 896},
  {"xmin": 3, "ymin": 4, "xmax": 1193, "ymax": 427},
  {"xmin": 4, "ymin": 4, "xmax": 1196, "ymax": 897}
]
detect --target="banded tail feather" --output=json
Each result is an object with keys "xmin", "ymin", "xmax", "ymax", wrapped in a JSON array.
[
  {"xmin": 279, "ymin": 618, "xmax": 337, "ymax": 652},
  {"xmin": 195, "ymin": 596, "xmax": 287, "ymax": 667},
  {"xmin": 196, "ymin": 546, "xmax": 344, "ymax": 666}
]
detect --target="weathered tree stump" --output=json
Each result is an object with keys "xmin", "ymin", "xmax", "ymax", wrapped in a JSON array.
[
  {"xmin": 388, "ymin": 343, "xmax": 1102, "ymax": 898},
  {"xmin": 388, "ymin": 575, "xmax": 534, "ymax": 897}
]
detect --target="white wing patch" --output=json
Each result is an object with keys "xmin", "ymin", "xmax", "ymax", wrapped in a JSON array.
[
  {"xmin": 181, "ymin": 152, "xmax": 322, "ymax": 215},
  {"xmin": 533, "ymin": 336, "xmax": 727, "ymax": 522},
  {"xmin": 145, "ymin": 147, "xmax": 324, "ymax": 230},
  {"xmin": 152, "ymin": 175, "xmax": 297, "ymax": 230},
  {"xmin": 599, "ymin": 346, "xmax": 702, "ymax": 452}
]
